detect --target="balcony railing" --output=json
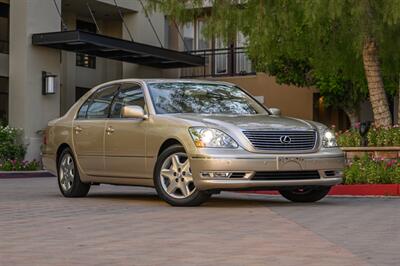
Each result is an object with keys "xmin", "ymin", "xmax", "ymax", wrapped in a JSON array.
[{"xmin": 181, "ymin": 46, "xmax": 255, "ymax": 78}]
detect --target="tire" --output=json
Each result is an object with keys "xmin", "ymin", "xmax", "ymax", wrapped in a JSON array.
[
  {"xmin": 154, "ymin": 145, "xmax": 210, "ymax": 206},
  {"xmin": 279, "ymin": 186, "xmax": 331, "ymax": 203},
  {"xmin": 57, "ymin": 147, "xmax": 90, "ymax": 197}
]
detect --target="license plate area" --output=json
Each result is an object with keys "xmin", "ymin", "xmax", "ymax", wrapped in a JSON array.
[{"xmin": 277, "ymin": 156, "xmax": 305, "ymax": 170}]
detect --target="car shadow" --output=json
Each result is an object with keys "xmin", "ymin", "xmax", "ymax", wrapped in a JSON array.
[
  {"xmin": 205, "ymin": 193, "xmax": 340, "ymax": 207},
  {"xmin": 45, "ymin": 188, "xmax": 341, "ymax": 208}
]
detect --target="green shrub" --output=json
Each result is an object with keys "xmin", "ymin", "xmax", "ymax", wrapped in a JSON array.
[
  {"xmin": 336, "ymin": 125, "xmax": 400, "ymax": 147},
  {"xmin": 336, "ymin": 129, "xmax": 362, "ymax": 147},
  {"xmin": 0, "ymin": 126, "xmax": 26, "ymax": 162},
  {"xmin": 367, "ymin": 125, "xmax": 400, "ymax": 147},
  {"xmin": 0, "ymin": 159, "xmax": 40, "ymax": 171},
  {"xmin": 344, "ymin": 155, "xmax": 400, "ymax": 184}
]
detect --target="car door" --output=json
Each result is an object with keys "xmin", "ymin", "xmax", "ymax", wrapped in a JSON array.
[
  {"xmin": 72, "ymin": 84, "xmax": 120, "ymax": 176},
  {"xmin": 104, "ymin": 83, "xmax": 148, "ymax": 178}
]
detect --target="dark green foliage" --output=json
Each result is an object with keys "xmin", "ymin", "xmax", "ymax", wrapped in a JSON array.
[{"xmin": 0, "ymin": 126, "xmax": 26, "ymax": 163}]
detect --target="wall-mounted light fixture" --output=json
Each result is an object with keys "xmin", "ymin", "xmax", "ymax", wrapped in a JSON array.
[{"xmin": 42, "ymin": 71, "xmax": 57, "ymax": 95}]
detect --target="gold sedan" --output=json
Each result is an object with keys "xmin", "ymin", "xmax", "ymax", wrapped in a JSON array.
[{"xmin": 42, "ymin": 79, "xmax": 344, "ymax": 206}]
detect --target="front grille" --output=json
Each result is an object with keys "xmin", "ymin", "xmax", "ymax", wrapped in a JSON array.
[
  {"xmin": 243, "ymin": 130, "xmax": 317, "ymax": 151},
  {"xmin": 252, "ymin": 171, "xmax": 320, "ymax": 180}
]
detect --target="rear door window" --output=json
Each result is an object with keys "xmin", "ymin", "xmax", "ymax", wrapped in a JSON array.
[{"xmin": 82, "ymin": 84, "xmax": 119, "ymax": 119}]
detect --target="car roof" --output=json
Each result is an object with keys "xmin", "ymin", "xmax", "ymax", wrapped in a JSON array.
[{"xmin": 105, "ymin": 78, "xmax": 236, "ymax": 87}]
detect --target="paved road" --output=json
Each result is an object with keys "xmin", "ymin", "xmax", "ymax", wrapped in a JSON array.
[{"xmin": 0, "ymin": 178, "xmax": 399, "ymax": 266}]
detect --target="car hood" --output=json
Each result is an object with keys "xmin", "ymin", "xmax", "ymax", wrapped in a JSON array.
[{"xmin": 172, "ymin": 114, "xmax": 318, "ymax": 131}]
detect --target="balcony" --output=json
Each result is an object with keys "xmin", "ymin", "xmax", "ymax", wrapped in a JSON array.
[{"xmin": 181, "ymin": 46, "xmax": 255, "ymax": 78}]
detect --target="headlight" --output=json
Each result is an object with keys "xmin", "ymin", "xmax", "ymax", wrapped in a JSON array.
[
  {"xmin": 189, "ymin": 127, "xmax": 239, "ymax": 148},
  {"xmin": 322, "ymin": 129, "xmax": 337, "ymax": 148}
]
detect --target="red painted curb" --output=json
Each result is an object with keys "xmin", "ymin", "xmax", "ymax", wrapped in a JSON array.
[
  {"xmin": 244, "ymin": 184, "xmax": 400, "ymax": 197},
  {"xmin": 329, "ymin": 184, "xmax": 399, "ymax": 196}
]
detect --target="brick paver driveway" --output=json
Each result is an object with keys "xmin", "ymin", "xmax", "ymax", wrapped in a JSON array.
[{"xmin": 1, "ymin": 178, "xmax": 399, "ymax": 266}]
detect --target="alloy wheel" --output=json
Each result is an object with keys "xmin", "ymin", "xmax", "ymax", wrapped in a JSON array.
[
  {"xmin": 59, "ymin": 153, "xmax": 75, "ymax": 192},
  {"xmin": 160, "ymin": 152, "xmax": 196, "ymax": 199}
]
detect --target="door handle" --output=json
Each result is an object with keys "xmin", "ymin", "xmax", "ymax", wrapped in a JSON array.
[
  {"xmin": 74, "ymin": 126, "xmax": 83, "ymax": 134},
  {"xmin": 106, "ymin": 126, "xmax": 115, "ymax": 135}
]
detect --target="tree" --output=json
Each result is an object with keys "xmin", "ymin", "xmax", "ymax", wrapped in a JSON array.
[
  {"xmin": 267, "ymin": 57, "xmax": 368, "ymax": 128},
  {"xmin": 149, "ymin": 0, "xmax": 400, "ymax": 127}
]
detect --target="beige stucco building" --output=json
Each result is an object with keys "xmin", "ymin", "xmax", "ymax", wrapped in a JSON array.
[{"xmin": 1, "ymin": 0, "xmax": 392, "ymax": 162}]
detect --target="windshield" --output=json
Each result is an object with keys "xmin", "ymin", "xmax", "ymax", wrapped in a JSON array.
[{"xmin": 147, "ymin": 82, "xmax": 268, "ymax": 115}]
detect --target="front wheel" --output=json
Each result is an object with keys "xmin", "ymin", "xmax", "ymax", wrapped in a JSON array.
[
  {"xmin": 154, "ymin": 145, "xmax": 210, "ymax": 206},
  {"xmin": 279, "ymin": 186, "xmax": 331, "ymax": 203}
]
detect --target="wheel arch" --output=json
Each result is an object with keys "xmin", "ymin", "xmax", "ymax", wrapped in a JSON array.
[
  {"xmin": 56, "ymin": 143, "xmax": 71, "ymax": 166},
  {"xmin": 157, "ymin": 138, "xmax": 183, "ymax": 157}
]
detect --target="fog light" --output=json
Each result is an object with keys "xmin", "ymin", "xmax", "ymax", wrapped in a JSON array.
[
  {"xmin": 201, "ymin": 172, "xmax": 231, "ymax": 178},
  {"xmin": 335, "ymin": 170, "xmax": 343, "ymax": 176},
  {"xmin": 324, "ymin": 170, "xmax": 343, "ymax": 177}
]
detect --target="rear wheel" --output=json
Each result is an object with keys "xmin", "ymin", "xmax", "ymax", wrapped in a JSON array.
[
  {"xmin": 57, "ymin": 148, "xmax": 90, "ymax": 197},
  {"xmin": 279, "ymin": 186, "xmax": 331, "ymax": 203},
  {"xmin": 154, "ymin": 145, "xmax": 210, "ymax": 206}
]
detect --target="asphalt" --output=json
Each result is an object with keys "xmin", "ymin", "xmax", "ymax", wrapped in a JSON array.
[{"xmin": 0, "ymin": 177, "xmax": 399, "ymax": 266}]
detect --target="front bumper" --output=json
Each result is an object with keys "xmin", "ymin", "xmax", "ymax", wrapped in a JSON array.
[{"xmin": 190, "ymin": 148, "xmax": 344, "ymax": 191}]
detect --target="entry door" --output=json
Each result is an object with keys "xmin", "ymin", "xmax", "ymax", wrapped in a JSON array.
[
  {"xmin": 104, "ymin": 83, "xmax": 147, "ymax": 178},
  {"xmin": 72, "ymin": 84, "xmax": 120, "ymax": 176}
]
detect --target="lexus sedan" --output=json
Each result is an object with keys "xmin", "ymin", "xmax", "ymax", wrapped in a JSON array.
[{"xmin": 42, "ymin": 79, "xmax": 344, "ymax": 206}]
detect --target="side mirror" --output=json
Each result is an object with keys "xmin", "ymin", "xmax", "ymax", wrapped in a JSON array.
[
  {"xmin": 269, "ymin": 108, "xmax": 281, "ymax": 116},
  {"xmin": 121, "ymin": 105, "xmax": 148, "ymax": 119}
]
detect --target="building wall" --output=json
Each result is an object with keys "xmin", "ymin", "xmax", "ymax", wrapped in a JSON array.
[
  {"xmin": 60, "ymin": 0, "xmax": 169, "ymax": 115},
  {"xmin": 122, "ymin": 8, "xmax": 166, "ymax": 79},
  {"xmin": 9, "ymin": 0, "xmax": 61, "ymax": 161},
  {"xmin": 213, "ymin": 73, "xmax": 316, "ymax": 120},
  {"xmin": 59, "ymin": 12, "xmax": 124, "ymax": 114}
]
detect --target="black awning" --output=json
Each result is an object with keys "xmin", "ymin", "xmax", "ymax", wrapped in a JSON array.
[{"xmin": 32, "ymin": 30, "xmax": 205, "ymax": 68}]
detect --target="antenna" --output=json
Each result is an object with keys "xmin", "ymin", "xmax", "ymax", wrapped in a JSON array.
[
  {"xmin": 138, "ymin": 0, "xmax": 163, "ymax": 48},
  {"xmin": 52, "ymin": 0, "xmax": 68, "ymax": 31},
  {"xmin": 86, "ymin": 2, "xmax": 102, "ymax": 34},
  {"xmin": 113, "ymin": 0, "xmax": 135, "ymax": 42}
]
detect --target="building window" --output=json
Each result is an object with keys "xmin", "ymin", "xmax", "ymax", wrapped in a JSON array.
[
  {"xmin": 313, "ymin": 93, "xmax": 349, "ymax": 130},
  {"xmin": 235, "ymin": 32, "xmax": 252, "ymax": 74},
  {"xmin": 75, "ymin": 87, "xmax": 90, "ymax": 101},
  {"xmin": 214, "ymin": 36, "xmax": 228, "ymax": 74},
  {"xmin": 0, "ymin": 77, "xmax": 8, "ymax": 124},
  {"xmin": 183, "ymin": 22, "xmax": 194, "ymax": 50},
  {"xmin": 76, "ymin": 20, "xmax": 96, "ymax": 69},
  {"xmin": 0, "ymin": 3, "xmax": 9, "ymax": 54},
  {"xmin": 76, "ymin": 54, "xmax": 96, "ymax": 69},
  {"xmin": 196, "ymin": 20, "xmax": 209, "ymax": 50}
]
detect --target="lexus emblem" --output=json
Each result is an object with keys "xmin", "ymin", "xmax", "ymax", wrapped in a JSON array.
[{"xmin": 280, "ymin": 135, "xmax": 292, "ymax": 144}]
